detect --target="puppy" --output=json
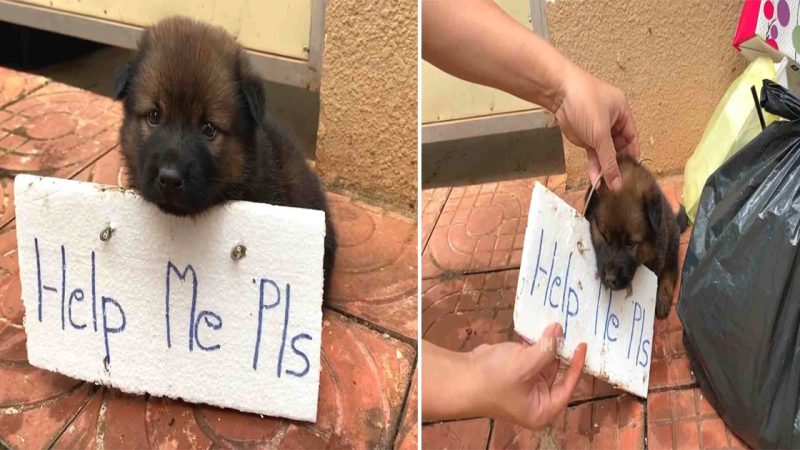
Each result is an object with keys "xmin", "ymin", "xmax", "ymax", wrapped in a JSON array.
[
  {"xmin": 585, "ymin": 155, "xmax": 688, "ymax": 319},
  {"xmin": 113, "ymin": 16, "xmax": 336, "ymax": 292}
]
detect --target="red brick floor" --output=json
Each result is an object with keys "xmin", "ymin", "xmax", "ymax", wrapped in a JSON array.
[
  {"xmin": 421, "ymin": 175, "xmax": 750, "ymax": 449},
  {"xmin": 0, "ymin": 67, "xmax": 418, "ymax": 448}
]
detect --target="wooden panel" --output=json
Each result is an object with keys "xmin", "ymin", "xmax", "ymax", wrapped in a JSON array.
[
  {"xmin": 421, "ymin": 0, "xmax": 539, "ymax": 124},
  {"xmin": 13, "ymin": 0, "xmax": 311, "ymax": 60}
]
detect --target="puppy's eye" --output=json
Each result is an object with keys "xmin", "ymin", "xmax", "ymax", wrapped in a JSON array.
[
  {"xmin": 146, "ymin": 109, "xmax": 160, "ymax": 126},
  {"xmin": 201, "ymin": 122, "xmax": 217, "ymax": 139}
]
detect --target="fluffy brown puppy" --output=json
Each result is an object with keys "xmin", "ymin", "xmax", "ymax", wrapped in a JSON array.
[
  {"xmin": 113, "ymin": 16, "xmax": 336, "ymax": 292},
  {"xmin": 585, "ymin": 155, "xmax": 687, "ymax": 319}
]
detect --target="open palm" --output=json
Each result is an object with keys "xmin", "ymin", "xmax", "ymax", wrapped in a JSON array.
[{"xmin": 470, "ymin": 323, "xmax": 587, "ymax": 430}]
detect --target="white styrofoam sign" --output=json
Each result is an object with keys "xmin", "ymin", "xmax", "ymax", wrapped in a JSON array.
[
  {"xmin": 514, "ymin": 182, "xmax": 656, "ymax": 398},
  {"xmin": 14, "ymin": 174, "xmax": 326, "ymax": 422}
]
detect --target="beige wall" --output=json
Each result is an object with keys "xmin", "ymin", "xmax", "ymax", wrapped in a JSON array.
[
  {"xmin": 547, "ymin": 0, "xmax": 748, "ymax": 189},
  {"xmin": 316, "ymin": 1, "xmax": 418, "ymax": 216}
]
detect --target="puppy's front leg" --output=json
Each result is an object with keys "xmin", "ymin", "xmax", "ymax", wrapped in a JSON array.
[{"xmin": 655, "ymin": 269, "xmax": 677, "ymax": 319}]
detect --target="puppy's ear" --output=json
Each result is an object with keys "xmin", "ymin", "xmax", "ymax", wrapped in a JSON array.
[
  {"xmin": 583, "ymin": 183, "xmax": 605, "ymax": 217},
  {"xmin": 241, "ymin": 76, "xmax": 266, "ymax": 124},
  {"xmin": 644, "ymin": 185, "xmax": 662, "ymax": 232},
  {"xmin": 113, "ymin": 62, "xmax": 133, "ymax": 100}
]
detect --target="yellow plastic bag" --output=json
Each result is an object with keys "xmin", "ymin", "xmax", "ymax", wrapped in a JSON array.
[{"xmin": 683, "ymin": 57, "xmax": 779, "ymax": 225}]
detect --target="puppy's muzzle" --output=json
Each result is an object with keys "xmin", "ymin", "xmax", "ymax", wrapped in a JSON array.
[{"xmin": 601, "ymin": 254, "xmax": 637, "ymax": 290}]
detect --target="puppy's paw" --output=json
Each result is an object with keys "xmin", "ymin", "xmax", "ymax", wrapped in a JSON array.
[{"xmin": 655, "ymin": 283, "xmax": 673, "ymax": 319}]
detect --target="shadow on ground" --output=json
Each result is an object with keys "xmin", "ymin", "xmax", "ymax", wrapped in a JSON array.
[{"xmin": 422, "ymin": 126, "xmax": 565, "ymax": 188}]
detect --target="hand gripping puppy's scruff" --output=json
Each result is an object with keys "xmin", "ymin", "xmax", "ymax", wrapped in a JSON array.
[
  {"xmin": 584, "ymin": 155, "xmax": 688, "ymax": 319},
  {"xmin": 113, "ymin": 16, "xmax": 336, "ymax": 292}
]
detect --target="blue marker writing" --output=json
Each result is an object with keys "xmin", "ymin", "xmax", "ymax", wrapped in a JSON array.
[
  {"xmin": 638, "ymin": 339, "xmax": 651, "ymax": 367},
  {"xmin": 164, "ymin": 262, "xmax": 198, "ymax": 349},
  {"xmin": 628, "ymin": 302, "xmax": 643, "ymax": 360},
  {"xmin": 604, "ymin": 289, "xmax": 618, "ymax": 342},
  {"xmin": 35, "ymin": 237, "xmax": 42, "ymax": 322},
  {"xmin": 531, "ymin": 229, "xmax": 545, "ymax": 296},
  {"xmin": 68, "ymin": 288, "xmax": 86, "ymax": 330},
  {"xmin": 564, "ymin": 285, "xmax": 579, "ymax": 340},
  {"xmin": 543, "ymin": 240, "xmax": 557, "ymax": 306},
  {"xmin": 194, "ymin": 311, "xmax": 222, "ymax": 351},
  {"xmin": 560, "ymin": 252, "xmax": 573, "ymax": 314},
  {"xmin": 101, "ymin": 296, "xmax": 126, "ymax": 365},
  {"xmin": 252, "ymin": 278, "xmax": 282, "ymax": 370},
  {"xmin": 286, "ymin": 333, "xmax": 312, "ymax": 377},
  {"xmin": 594, "ymin": 282, "xmax": 602, "ymax": 336},
  {"xmin": 91, "ymin": 250, "xmax": 97, "ymax": 332},
  {"xmin": 277, "ymin": 283, "xmax": 291, "ymax": 378},
  {"xmin": 60, "ymin": 245, "xmax": 66, "ymax": 330}
]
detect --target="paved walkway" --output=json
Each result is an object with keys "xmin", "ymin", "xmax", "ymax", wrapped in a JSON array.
[
  {"xmin": 421, "ymin": 175, "xmax": 749, "ymax": 449},
  {"xmin": 0, "ymin": 67, "xmax": 418, "ymax": 449}
]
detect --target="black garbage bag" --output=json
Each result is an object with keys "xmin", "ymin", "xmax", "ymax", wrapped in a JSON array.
[{"xmin": 678, "ymin": 79, "xmax": 800, "ymax": 449}]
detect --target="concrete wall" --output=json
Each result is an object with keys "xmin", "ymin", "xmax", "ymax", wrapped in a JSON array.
[
  {"xmin": 546, "ymin": 0, "xmax": 748, "ymax": 189},
  {"xmin": 316, "ymin": 0, "xmax": 418, "ymax": 216}
]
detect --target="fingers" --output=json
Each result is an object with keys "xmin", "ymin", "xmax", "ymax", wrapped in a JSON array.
[
  {"xmin": 520, "ymin": 323, "xmax": 562, "ymax": 378},
  {"xmin": 540, "ymin": 357, "xmax": 560, "ymax": 387},
  {"xmin": 585, "ymin": 149, "xmax": 601, "ymax": 187},
  {"xmin": 614, "ymin": 101, "xmax": 640, "ymax": 160},
  {"xmin": 547, "ymin": 343, "xmax": 588, "ymax": 414},
  {"xmin": 596, "ymin": 131, "xmax": 623, "ymax": 191}
]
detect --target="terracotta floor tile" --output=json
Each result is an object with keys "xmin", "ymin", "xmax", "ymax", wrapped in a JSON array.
[
  {"xmin": 0, "ymin": 322, "xmax": 79, "ymax": 402},
  {"xmin": 326, "ymin": 194, "xmax": 418, "ymax": 340},
  {"xmin": 421, "ymin": 270, "xmax": 517, "ymax": 351},
  {"xmin": 422, "ymin": 418, "xmax": 491, "ymax": 449},
  {"xmin": 421, "ymin": 187, "xmax": 450, "ymax": 250},
  {"xmin": 649, "ymin": 190, "xmax": 695, "ymax": 391},
  {"xmin": 562, "ymin": 188, "xmax": 588, "ymax": 212},
  {"xmin": 0, "ymin": 83, "xmax": 121, "ymax": 175},
  {"xmin": 650, "ymin": 286, "xmax": 695, "ymax": 387},
  {"xmin": 51, "ymin": 388, "xmax": 103, "ymax": 450},
  {"xmin": 0, "ymin": 225, "xmax": 21, "ymax": 325},
  {"xmin": 559, "ymin": 365, "xmax": 622, "ymax": 403},
  {"xmin": 674, "ymin": 419, "xmax": 701, "ymax": 450},
  {"xmin": 48, "ymin": 310, "xmax": 415, "ymax": 448},
  {"xmin": 422, "ymin": 177, "xmax": 543, "ymax": 278},
  {"xmin": 649, "ymin": 422, "xmax": 674, "ymax": 450},
  {"xmin": 71, "ymin": 148, "xmax": 128, "ymax": 187},
  {"xmin": 0, "ymin": 383, "xmax": 95, "ymax": 450},
  {"xmin": 0, "ymin": 178, "xmax": 14, "ymax": 229},
  {"xmin": 490, "ymin": 395, "xmax": 644, "ymax": 450},
  {"xmin": 395, "ymin": 366, "xmax": 418, "ymax": 450},
  {"xmin": 0, "ymin": 72, "xmax": 122, "ymax": 223},
  {"xmin": 545, "ymin": 173, "xmax": 567, "ymax": 196},
  {"xmin": 650, "ymin": 390, "xmax": 672, "ymax": 420},
  {"xmin": 700, "ymin": 418, "xmax": 729, "ymax": 450},
  {"xmin": 0, "ymin": 67, "xmax": 49, "ymax": 108},
  {"xmin": 0, "ymin": 321, "xmax": 95, "ymax": 447},
  {"xmin": 647, "ymin": 388, "xmax": 745, "ymax": 450}
]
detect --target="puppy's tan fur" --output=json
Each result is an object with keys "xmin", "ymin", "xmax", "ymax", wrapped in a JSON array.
[
  {"xmin": 585, "ymin": 155, "xmax": 686, "ymax": 318},
  {"xmin": 116, "ymin": 16, "xmax": 337, "ymax": 291}
]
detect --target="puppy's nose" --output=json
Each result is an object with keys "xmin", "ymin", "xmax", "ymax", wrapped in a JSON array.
[
  {"xmin": 604, "ymin": 270, "xmax": 622, "ymax": 289},
  {"xmin": 158, "ymin": 167, "xmax": 184, "ymax": 196}
]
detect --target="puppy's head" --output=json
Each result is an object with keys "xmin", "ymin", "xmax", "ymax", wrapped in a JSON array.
[
  {"xmin": 585, "ymin": 156, "xmax": 663, "ymax": 290},
  {"xmin": 115, "ymin": 16, "xmax": 266, "ymax": 216}
]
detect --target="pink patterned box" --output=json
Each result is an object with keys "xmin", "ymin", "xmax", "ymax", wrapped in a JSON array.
[{"xmin": 734, "ymin": 0, "xmax": 800, "ymax": 61}]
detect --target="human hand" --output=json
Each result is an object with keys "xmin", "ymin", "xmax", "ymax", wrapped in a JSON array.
[
  {"xmin": 468, "ymin": 323, "xmax": 587, "ymax": 430},
  {"xmin": 555, "ymin": 65, "xmax": 640, "ymax": 191}
]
